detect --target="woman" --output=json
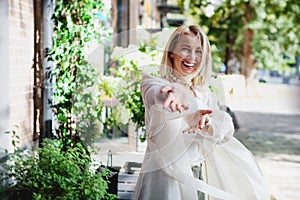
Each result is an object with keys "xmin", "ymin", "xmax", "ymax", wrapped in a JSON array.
[{"xmin": 134, "ymin": 25, "xmax": 270, "ymax": 200}]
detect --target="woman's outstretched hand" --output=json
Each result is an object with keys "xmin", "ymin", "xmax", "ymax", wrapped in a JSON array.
[{"xmin": 160, "ymin": 85, "xmax": 188, "ymax": 113}]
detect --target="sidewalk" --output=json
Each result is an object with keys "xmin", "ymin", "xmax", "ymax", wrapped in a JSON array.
[
  {"xmin": 94, "ymin": 82, "xmax": 300, "ymax": 199},
  {"xmin": 229, "ymin": 83, "xmax": 300, "ymax": 200},
  {"xmin": 234, "ymin": 111, "xmax": 300, "ymax": 200}
]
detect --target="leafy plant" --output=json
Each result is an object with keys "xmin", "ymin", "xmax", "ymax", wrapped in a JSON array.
[
  {"xmin": 50, "ymin": 0, "xmax": 112, "ymax": 148},
  {"xmin": 103, "ymin": 29, "xmax": 167, "ymax": 140},
  {"xmin": 0, "ymin": 139, "xmax": 116, "ymax": 200}
]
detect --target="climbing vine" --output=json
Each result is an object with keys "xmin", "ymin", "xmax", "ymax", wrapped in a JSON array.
[{"xmin": 50, "ymin": 0, "xmax": 111, "ymax": 148}]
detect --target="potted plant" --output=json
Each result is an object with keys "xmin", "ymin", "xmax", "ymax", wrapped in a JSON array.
[{"xmin": 1, "ymin": 139, "xmax": 116, "ymax": 200}]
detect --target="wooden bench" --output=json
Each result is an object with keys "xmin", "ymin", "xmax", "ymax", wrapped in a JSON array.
[
  {"xmin": 118, "ymin": 173, "xmax": 139, "ymax": 199},
  {"xmin": 117, "ymin": 162, "xmax": 142, "ymax": 200}
]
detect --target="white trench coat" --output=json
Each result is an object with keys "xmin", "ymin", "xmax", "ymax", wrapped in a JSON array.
[{"xmin": 134, "ymin": 75, "xmax": 270, "ymax": 200}]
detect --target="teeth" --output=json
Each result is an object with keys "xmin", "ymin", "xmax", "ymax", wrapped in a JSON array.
[{"xmin": 183, "ymin": 62, "xmax": 195, "ymax": 67}]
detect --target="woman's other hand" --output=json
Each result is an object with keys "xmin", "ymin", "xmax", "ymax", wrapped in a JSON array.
[{"xmin": 183, "ymin": 111, "xmax": 213, "ymax": 135}]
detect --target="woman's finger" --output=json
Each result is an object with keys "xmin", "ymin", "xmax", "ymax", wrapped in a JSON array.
[
  {"xmin": 204, "ymin": 116, "xmax": 211, "ymax": 125},
  {"xmin": 170, "ymin": 101, "xmax": 177, "ymax": 112},
  {"xmin": 199, "ymin": 115, "xmax": 207, "ymax": 129},
  {"xmin": 163, "ymin": 95, "xmax": 173, "ymax": 109},
  {"xmin": 198, "ymin": 109, "xmax": 213, "ymax": 115},
  {"xmin": 160, "ymin": 85, "xmax": 173, "ymax": 94},
  {"xmin": 175, "ymin": 104, "xmax": 182, "ymax": 113},
  {"xmin": 181, "ymin": 103, "xmax": 189, "ymax": 110}
]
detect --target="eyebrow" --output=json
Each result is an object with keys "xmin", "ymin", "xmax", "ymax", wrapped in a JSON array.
[
  {"xmin": 180, "ymin": 45, "xmax": 190, "ymax": 48},
  {"xmin": 180, "ymin": 45, "xmax": 202, "ymax": 50}
]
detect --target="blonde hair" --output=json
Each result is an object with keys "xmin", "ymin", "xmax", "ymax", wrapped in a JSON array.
[{"xmin": 160, "ymin": 25, "xmax": 212, "ymax": 86}]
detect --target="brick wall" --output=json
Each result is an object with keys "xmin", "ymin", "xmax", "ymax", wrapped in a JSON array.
[
  {"xmin": 0, "ymin": 0, "xmax": 11, "ymax": 155},
  {"xmin": 8, "ymin": 0, "xmax": 34, "ymax": 148}
]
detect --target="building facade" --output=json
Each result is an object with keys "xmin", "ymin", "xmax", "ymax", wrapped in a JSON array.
[{"xmin": 0, "ymin": 0, "xmax": 35, "ymax": 157}]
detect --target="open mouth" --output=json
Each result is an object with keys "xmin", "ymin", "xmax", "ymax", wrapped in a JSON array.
[{"xmin": 183, "ymin": 62, "xmax": 196, "ymax": 68}]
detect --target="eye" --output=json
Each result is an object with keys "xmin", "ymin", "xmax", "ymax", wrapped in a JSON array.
[
  {"xmin": 196, "ymin": 49, "xmax": 202, "ymax": 55},
  {"xmin": 181, "ymin": 47, "xmax": 190, "ymax": 51}
]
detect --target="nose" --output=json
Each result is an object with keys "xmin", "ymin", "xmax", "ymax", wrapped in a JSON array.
[{"xmin": 187, "ymin": 51, "xmax": 197, "ymax": 61}]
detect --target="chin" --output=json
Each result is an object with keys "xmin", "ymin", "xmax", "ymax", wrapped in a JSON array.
[{"xmin": 182, "ymin": 69, "xmax": 195, "ymax": 75}]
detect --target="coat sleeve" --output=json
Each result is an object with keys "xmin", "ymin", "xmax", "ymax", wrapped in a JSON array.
[
  {"xmin": 140, "ymin": 75, "xmax": 168, "ymax": 107},
  {"xmin": 208, "ymin": 90, "xmax": 235, "ymax": 144},
  {"xmin": 141, "ymin": 74, "xmax": 234, "ymax": 143},
  {"xmin": 140, "ymin": 75, "xmax": 210, "ymax": 121}
]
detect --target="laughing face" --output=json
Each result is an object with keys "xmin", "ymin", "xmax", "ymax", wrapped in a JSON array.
[{"xmin": 171, "ymin": 33, "xmax": 202, "ymax": 77}]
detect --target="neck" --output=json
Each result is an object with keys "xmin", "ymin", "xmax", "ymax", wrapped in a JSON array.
[{"xmin": 170, "ymin": 73, "xmax": 193, "ymax": 88}]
